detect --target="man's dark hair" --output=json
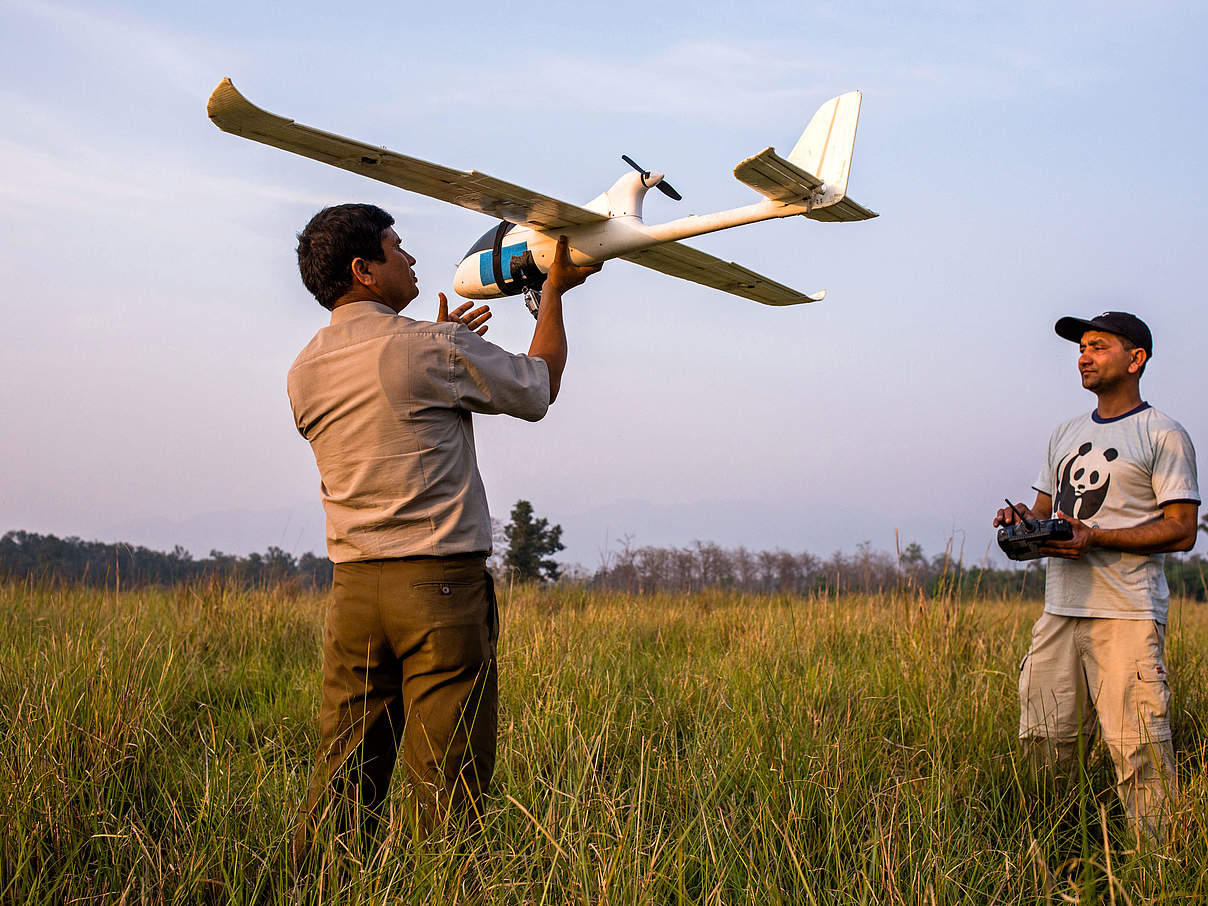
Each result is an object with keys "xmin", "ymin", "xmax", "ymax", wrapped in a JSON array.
[{"xmin": 296, "ymin": 204, "xmax": 395, "ymax": 310}]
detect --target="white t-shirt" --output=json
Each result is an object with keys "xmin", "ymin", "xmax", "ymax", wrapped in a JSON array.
[{"xmin": 1033, "ymin": 403, "xmax": 1199, "ymax": 622}]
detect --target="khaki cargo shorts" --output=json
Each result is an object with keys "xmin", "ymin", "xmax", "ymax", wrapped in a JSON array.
[{"xmin": 1019, "ymin": 612, "xmax": 1171, "ymax": 745}]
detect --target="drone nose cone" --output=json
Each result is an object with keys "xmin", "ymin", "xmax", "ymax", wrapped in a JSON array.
[
  {"xmin": 648, "ymin": 170, "xmax": 683, "ymax": 201},
  {"xmin": 453, "ymin": 258, "xmax": 479, "ymax": 298},
  {"xmin": 620, "ymin": 153, "xmax": 682, "ymax": 202}
]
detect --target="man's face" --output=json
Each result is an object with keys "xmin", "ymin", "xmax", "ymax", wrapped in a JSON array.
[
  {"xmin": 368, "ymin": 227, "xmax": 418, "ymax": 311},
  {"xmin": 1077, "ymin": 329, "xmax": 1142, "ymax": 391}
]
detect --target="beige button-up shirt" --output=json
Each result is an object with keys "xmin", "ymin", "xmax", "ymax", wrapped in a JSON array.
[{"xmin": 287, "ymin": 301, "xmax": 550, "ymax": 562}]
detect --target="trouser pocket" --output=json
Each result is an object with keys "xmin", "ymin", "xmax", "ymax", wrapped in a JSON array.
[{"xmin": 485, "ymin": 570, "xmax": 499, "ymax": 647}]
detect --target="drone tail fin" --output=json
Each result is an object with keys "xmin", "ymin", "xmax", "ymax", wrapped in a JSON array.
[
  {"xmin": 787, "ymin": 90, "xmax": 863, "ymax": 200},
  {"xmin": 732, "ymin": 91, "xmax": 877, "ymax": 222}
]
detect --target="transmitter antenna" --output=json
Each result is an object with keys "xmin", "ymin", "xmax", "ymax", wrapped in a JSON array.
[{"xmin": 1004, "ymin": 498, "xmax": 1037, "ymax": 532}]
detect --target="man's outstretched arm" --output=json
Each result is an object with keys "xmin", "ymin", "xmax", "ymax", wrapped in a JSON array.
[{"xmin": 528, "ymin": 236, "xmax": 601, "ymax": 404}]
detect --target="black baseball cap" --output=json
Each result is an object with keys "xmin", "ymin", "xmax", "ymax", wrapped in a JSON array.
[{"xmin": 1054, "ymin": 311, "xmax": 1153, "ymax": 358}]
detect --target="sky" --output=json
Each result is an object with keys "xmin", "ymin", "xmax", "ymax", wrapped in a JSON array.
[{"xmin": 1, "ymin": 0, "xmax": 1205, "ymax": 570}]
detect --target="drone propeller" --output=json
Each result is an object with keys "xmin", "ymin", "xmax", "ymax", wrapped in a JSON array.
[{"xmin": 621, "ymin": 154, "xmax": 682, "ymax": 201}]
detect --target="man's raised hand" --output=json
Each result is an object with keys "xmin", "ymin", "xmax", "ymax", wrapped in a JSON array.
[{"xmin": 437, "ymin": 292, "xmax": 492, "ymax": 336}]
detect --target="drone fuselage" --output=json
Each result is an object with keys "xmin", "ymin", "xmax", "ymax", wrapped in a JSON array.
[{"xmin": 453, "ymin": 171, "xmax": 797, "ymax": 300}]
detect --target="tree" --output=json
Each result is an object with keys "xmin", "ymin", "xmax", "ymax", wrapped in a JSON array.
[{"xmin": 503, "ymin": 500, "xmax": 565, "ymax": 582}]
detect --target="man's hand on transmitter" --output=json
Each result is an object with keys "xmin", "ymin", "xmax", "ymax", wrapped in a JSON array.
[
  {"xmin": 994, "ymin": 502, "xmax": 1041, "ymax": 527},
  {"xmin": 1039, "ymin": 510, "xmax": 1094, "ymax": 559}
]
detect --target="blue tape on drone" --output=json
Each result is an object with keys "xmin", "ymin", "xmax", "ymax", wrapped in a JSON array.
[{"xmin": 479, "ymin": 242, "xmax": 528, "ymax": 287}]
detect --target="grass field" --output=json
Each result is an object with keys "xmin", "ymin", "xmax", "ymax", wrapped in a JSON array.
[{"xmin": 4, "ymin": 581, "xmax": 1208, "ymax": 904}]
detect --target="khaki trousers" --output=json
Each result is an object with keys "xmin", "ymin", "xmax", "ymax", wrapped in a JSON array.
[
  {"xmin": 1019, "ymin": 612, "xmax": 1175, "ymax": 841},
  {"xmin": 296, "ymin": 554, "xmax": 498, "ymax": 858}
]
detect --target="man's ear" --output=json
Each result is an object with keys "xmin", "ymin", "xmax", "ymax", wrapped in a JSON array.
[
  {"xmin": 1129, "ymin": 347, "xmax": 1147, "ymax": 374},
  {"xmin": 350, "ymin": 256, "xmax": 375, "ymax": 287}
]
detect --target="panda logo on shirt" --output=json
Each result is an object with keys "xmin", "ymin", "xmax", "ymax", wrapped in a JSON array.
[{"xmin": 1055, "ymin": 441, "xmax": 1118, "ymax": 520}]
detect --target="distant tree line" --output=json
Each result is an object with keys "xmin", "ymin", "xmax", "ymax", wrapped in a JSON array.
[
  {"xmin": 588, "ymin": 537, "xmax": 1208, "ymax": 600},
  {"xmin": 588, "ymin": 538, "xmax": 1049, "ymax": 598},
  {"xmin": 0, "ymin": 531, "xmax": 332, "ymax": 589},
  {"xmin": 3, "ymin": 521, "xmax": 1205, "ymax": 601}
]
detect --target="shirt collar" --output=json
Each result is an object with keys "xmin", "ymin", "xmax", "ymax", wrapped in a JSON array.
[
  {"xmin": 329, "ymin": 300, "xmax": 398, "ymax": 324},
  {"xmin": 1091, "ymin": 401, "xmax": 1150, "ymax": 424}
]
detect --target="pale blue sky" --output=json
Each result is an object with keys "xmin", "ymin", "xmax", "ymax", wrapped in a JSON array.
[{"xmin": 1, "ymin": 0, "xmax": 1205, "ymax": 567}]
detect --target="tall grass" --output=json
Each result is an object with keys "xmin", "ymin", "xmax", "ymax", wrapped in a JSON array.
[{"xmin": 2, "ymin": 580, "xmax": 1208, "ymax": 904}]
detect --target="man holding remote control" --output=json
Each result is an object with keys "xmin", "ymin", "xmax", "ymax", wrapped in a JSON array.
[{"xmin": 993, "ymin": 311, "xmax": 1199, "ymax": 843}]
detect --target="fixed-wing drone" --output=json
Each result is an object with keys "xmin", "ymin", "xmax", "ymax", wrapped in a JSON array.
[{"xmin": 207, "ymin": 79, "xmax": 876, "ymax": 314}]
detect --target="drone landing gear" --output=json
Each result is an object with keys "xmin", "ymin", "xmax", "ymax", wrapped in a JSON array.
[
  {"xmin": 523, "ymin": 286, "xmax": 541, "ymax": 319},
  {"xmin": 509, "ymin": 250, "xmax": 545, "ymax": 320}
]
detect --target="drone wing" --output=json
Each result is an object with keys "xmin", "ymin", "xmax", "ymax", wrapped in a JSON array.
[
  {"xmin": 206, "ymin": 79, "xmax": 608, "ymax": 230},
  {"xmin": 622, "ymin": 241, "xmax": 825, "ymax": 306}
]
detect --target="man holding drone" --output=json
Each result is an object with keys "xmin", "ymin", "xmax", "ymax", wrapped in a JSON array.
[
  {"xmin": 994, "ymin": 311, "xmax": 1199, "ymax": 843},
  {"xmin": 287, "ymin": 203, "xmax": 598, "ymax": 859}
]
